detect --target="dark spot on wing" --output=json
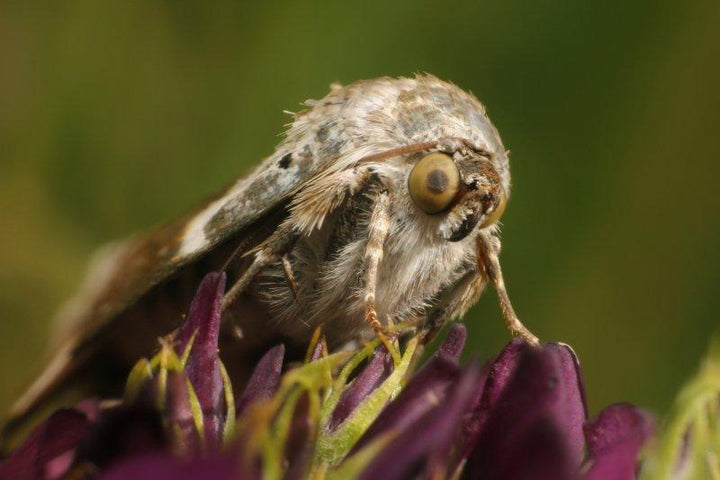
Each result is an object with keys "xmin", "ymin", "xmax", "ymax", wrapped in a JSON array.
[
  {"xmin": 316, "ymin": 120, "xmax": 334, "ymax": 143},
  {"xmin": 426, "ymin": 169, "xmax": 449, "ymax": 193},
  {"xmin": 315, "ymin": 120, "xmax": 345, "ymax": 157},
  {"xmin": 278, "ymin": 153, "xmax": 292, "ymax": 169}
]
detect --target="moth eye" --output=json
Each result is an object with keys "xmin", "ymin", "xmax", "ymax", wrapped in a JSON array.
[
  {"xmin": 480, "ymin": 190, "xmax": 508, "ymax": 228},
  {"xmin": 408, "ymin": 153, "xmax": 461, "ymax": 214}
]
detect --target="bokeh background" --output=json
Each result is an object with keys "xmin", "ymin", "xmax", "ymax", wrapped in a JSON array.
[{"xmin": 1, "ymin": 0, "xmax": 718, "ymax": 418}]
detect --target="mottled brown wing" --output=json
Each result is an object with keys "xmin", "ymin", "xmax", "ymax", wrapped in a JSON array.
[{"xmin": 5, "ymin": 149, "xmax": 316, "ymax": 429}]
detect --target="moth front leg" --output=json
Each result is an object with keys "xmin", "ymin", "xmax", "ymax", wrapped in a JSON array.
[
  {"xmin": 477, "ymin": 230, "xmax": 540, "ymax": 345},
  {"xmin": 361, "ymin": 190, "xmax": 402, "ymax": 361},
  {"xmin": 223, "ymin": 166, "xmax": 376, "ymax": 317},
  {"xmin": 363, "ymin": 191, "xmax": 390, "ymax": 331},
  {"xmin": 421, "ymin": 268, "xmax": 486, "ymax": 345}
]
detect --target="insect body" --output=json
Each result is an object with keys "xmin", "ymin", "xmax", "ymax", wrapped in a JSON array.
[{"xmin": 8, "ymin": 75, "xmax": 537, "ymax": 430}]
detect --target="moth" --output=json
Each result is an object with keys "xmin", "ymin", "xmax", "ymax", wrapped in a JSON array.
[{"xmin": 7, "ymin": 74, "xmax": 537, "ymax": 431}]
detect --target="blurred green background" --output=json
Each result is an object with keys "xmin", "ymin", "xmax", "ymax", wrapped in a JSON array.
[{"xmin": 1, "ymin": 0, "xmax": 718, "ymax": 418}]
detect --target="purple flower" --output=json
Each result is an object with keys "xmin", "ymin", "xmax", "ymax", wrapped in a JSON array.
[
  {"xmin": 99, "ymin": 271, "xmax": 235, "ymax": 457},
  {"xmin": 99, "ymin": 452, "xmax": 244, "ymax": 480},
  {"xmin": 459, "ymin": 341, "xmax": 653, "ymax": 480},
  {"xmin": 73, "ymin": 402, "xmax": 168, "ymax": 469},
  {"xmin": 235, "ymin": 344, "xmax": 284, "ymax": 417},
  {"xmin": 173, "ymin": 272, "xmax": 227, "ymax": 450},
  {"xmin": 0, "ymin": 408, "xmax": 93, "ymax": 480},
  {"xmin": 461, "ymin": 341, "xmax": 586, "ymax": 479},
  {"xmin": 583, "ymin": 404, "xmax": 655, "ymax": 480},
  {"xmin": 340, "ymin": 329, "xmax": 653, "ymax": 480},
  {"xmin": 351, "ymin": 325, "xmax": 471, "ymax": 456},
  {"xmin": 329, "ymin": 346, "xmax": 393, "ymax": 430},
  {"xmin": 1, "ymin": 272, "xmax": 658, "ymax": 479}
]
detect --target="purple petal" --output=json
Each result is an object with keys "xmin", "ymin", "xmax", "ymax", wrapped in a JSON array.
[
  {"xmin": 358, "ymin": 363, "xmax": 483, "ymax": 480},
  {"xmin": 547, "ymin": 342, "xmax": 588, "ymax": 463},
  {"xmin": 284, "ymin": 393, "xmax": 316, "ymax": 480},
  {"xmin": 466, "ymin": 417, "xmax": 573, "ymax": 480},
  {"xmin": 175, "ymin": 272, "xmax": 226, "ymax": 448},
  {"xmin": 75, "ymin": 398, "xmax": 101, "ymax": 422},
  {"xmin": 44, "ymin": 450, "xmax": 75, "ymax": 479},
  {"xmin": 309, "ymin": 337, "xmax": 328, "ymax": 361},
  {"xmin": 100, "ymin": 452, "xmax": 250, "ymax": 480},
  {"xmin": 75, "ymin": 405, "xmax": 167, "ymax": 469},
  {"xmin": 351, "ymin": 330, "xmax": 465, "ymax": 453},
  {"xmin": 236, "ymin": 344, "xmax": 285, "ymax": 417},
  {"xmin": 583, "ymin": 404, "xmax": 655, "ymax": 480},
  {"xmin": 437, "ymin": 323, "xmax": 467, "ymax": 362},
  {"xmin": 450, "ymin": 361, "xmax": 490, "ymax": 472},
  {"xmin": 585, "ymin": 403, "xmax": 654, "ymax": 457},
  {"xmin": 175, "ymin": 272, "xmax": 226, "ymax": 352},
  {"xmin": 480, "ymin": 338, "xmax": 526, "ymax": 407},
  {"xmin": 462, "ymin": 343, "xmax": 587, "ymax": 479},
  {"xmin": 165, "ymin": 371, "xmax": 202, "ymax": 454},
  {"xmin": 583, "ymin": 446, "xmax": 643, "ymax": 480},
  {"xmin": 329, "ymin": 346, "xmax": 393, "ymax": 430},
  {"xmin": 0, "ymin": 409, "xmax": 91, "ymax": 480},
  {"xmin": 456, "ymin": 338, "xmax": 525, "ymax": 460}
]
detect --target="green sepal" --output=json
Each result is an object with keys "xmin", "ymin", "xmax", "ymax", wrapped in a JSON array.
[
  {"xmin": 220, "ymin": 361, "xmax": 236, "ymax": 445},
  {"xmin": 315, "ymin": 336, "xmax": 418, "ymax": 466},
  {"xmin": 124, "ymin": 358, "xmax": 153, "ymax": 403},
  {"xmin": 319, "ymin": 340, "xmax": 380, "ymax": 426},
  {"xmin": 642, "ymin": 338, "xmax": 720, "ymax": 480},
  {"xmin": 324, "ymin": 434, "xmax": 393, "ymax": 480},
  {"xmin": 179, "ymin": 330, "xmax": 198, "ymax": 367},
  {"xmin": 185, "ymin": 376, "xmax": 205, "ymax": 447}
]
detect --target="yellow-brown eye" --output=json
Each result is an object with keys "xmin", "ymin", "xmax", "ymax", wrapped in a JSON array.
[
  {"xmin": 408, "ymin": 153, "xmax": 461, "ymax": 214},
  {"xmin": 479, "ymin": 190, "xmax": 508, "ymax": 228}
]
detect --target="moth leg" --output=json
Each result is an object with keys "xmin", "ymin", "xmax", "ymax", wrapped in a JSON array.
[
  {"xmin": 363, "ymin": 191, "xmax": 389, "ymax": 333},
  {"xmin": 361, "ymin": 191, "xmax": 401, "ymax": 361},
  {"xmin": 281, "ymin": 254, "xmax": 299, "ymax": 300},
  {"xmin": 477, "ymin": 230, "xmax": 540, "ymax": 345},
  {"xmin": 421, "ymin": 268, "xmax": 486, "ymax": 345},
  {"xmin": 222, "ymin": 227, "xmax": 296, "ymax": 310}
]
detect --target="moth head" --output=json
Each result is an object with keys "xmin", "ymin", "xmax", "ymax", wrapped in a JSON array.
[
  {"xmin": 282, "ymin": 75, "xmax": 512, "ymax": 241},
  {"xmin": 406, "ymin": 147, "xmax": 508, "ymax": 242}
]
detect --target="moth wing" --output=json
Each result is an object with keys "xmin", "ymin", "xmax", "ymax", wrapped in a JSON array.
[{"xmin": 7, "ymin": 151, "xmax": 316, "ymax": 424}]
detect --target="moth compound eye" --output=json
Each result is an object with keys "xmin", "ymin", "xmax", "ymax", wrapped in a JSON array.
[
  {"xmin": 408, "ymin": 153, "xmax": 461, "ymax": 214},
  {"xmin": 479, "ymin": 190, "xmax": 508, "ymax": 228}
]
